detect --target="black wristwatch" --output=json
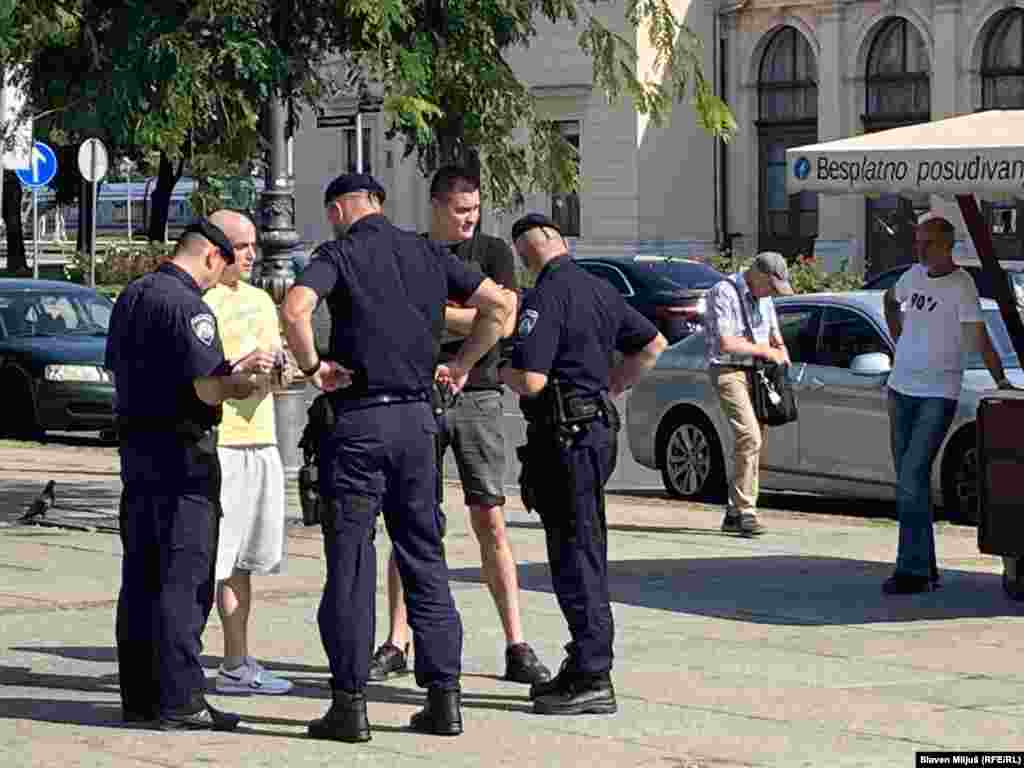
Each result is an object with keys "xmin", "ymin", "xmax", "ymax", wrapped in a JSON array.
[{"xmin": 300, "ymin": 359, "xmax": 321, "ymax": 377}]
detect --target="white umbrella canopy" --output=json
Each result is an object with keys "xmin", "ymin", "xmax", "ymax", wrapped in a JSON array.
[
  {"xmin": 786, "ymin": 110, "xmax": 1024, "ymax": 199},
  {"xmin": 784, "ymin": 109, "xmax": 1024, "ymax": 372}
]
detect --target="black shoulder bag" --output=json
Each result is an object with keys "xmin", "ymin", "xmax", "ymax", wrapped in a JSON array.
[{"xmin": 726, "ymin": 280, "xmax": 798, "ymax": 427}]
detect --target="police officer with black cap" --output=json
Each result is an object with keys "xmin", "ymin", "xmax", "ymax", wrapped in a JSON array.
[
  {"xmin": 281, "ymin": 173, "xmax": 515, "ymax": 743},
  {"xmin": 499, "ymin": 213, "xmax": 667, "ymax": 716},
  {"xmin": 106, "ymin": 218, "xmax": 277, "ymax": 730}
]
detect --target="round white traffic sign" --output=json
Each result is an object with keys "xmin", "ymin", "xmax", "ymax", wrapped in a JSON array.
[{"xmin": 78, "ymin": 138, "xmax": 109, "ymax": 183}]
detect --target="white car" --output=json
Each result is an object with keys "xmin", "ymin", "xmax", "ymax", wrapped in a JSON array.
[{"xmin": 626, "ymin": 291, "xmax": 1022, "ymax": 524}]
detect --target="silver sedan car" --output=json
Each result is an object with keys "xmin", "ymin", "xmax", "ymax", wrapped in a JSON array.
[{"xmin": 626, "ymin": 291, "xmax": 1022, "ymax": 524}]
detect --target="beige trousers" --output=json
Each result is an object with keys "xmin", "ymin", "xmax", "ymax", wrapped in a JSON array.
[{"xmin": 711, "ymin": 368, "xmax": 762, "ymax": 516}]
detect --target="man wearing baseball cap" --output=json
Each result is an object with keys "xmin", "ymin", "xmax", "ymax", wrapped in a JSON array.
[{"xmin": 704, "ymin": 251, "xmax": 793, "ymax": 536}]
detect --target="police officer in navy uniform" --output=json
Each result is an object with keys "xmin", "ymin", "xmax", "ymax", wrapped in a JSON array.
[
  {"xmin": 281, "ymin": 173, "xmax": 515, "ymax": 743},
  {"xmin": 499, "ymin": 214, "xmax": 667, "ymax": 716},
  {"xmin": 106, "ymin": 218, "xmax": 277, "ymax": 730}
]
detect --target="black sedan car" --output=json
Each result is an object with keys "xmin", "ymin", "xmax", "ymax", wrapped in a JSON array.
[
  {"xmin": 0, "ymin": 279, "xmax": 115, "ymax": 438},
  {"xmin": 574, "ymin": 256, "xmax": 725, "ymax": 344}
]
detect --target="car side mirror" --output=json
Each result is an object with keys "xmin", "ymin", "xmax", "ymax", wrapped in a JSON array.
[{"xmin": 850, "ymin": 352, "xmax": 892, "ymax": 376}]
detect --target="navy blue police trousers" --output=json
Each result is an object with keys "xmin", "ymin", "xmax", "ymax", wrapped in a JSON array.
[
  {"xmin": 318, "ymin": 400, "xmax": 463, "ymax": 692},
  {"xmin": 529, "ymin": 420, "xmax": 617, "ymax": 675},
  {"xmin": 115, "ymin": 433, "xmax": 220, "ymax": 716}
]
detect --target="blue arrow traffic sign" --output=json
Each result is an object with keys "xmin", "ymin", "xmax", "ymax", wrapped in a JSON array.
[{"xmin": 15, "ymin": 141, "xmax": 57, "ymax": 188}]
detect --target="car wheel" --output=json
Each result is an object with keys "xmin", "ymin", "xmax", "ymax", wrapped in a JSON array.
[
  {"xmin": 658, "ymin": 409, "xmax": 726, "ymax": 502},
  {"xmin": 941, "ymin": 428, "xmax": 978, "ymax": 525}
]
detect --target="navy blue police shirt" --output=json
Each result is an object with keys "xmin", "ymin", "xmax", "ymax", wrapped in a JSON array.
[
  {"xmin": 104, "ymin": 262, "xmax": 226, "ymax": 430},
  {"xmin": 508, "ymin": 255, "xmax": 658, "ymax": 395},
  {"xmin": 296, "ymin": 213, "xmax": 484, "ymax": 399}
]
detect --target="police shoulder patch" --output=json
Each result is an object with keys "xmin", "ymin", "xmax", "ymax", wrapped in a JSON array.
[
  {"xmin": 190, "ymin": 313, "xmax": 217, "ymax": 346},
  {"xmin": 518, "ymin": 308, "xmax": 539, "ymax": 337}
]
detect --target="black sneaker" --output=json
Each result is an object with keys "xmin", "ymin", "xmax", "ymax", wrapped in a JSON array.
[
  {"xmin": 368, "ymin": 642, "xmax": 408, "ymax": 682},
  {"xmin": 720, "ymin": 513, "xmax": 742, "ymax": 534},
  {"xmin": 505, "ymin": 643, "xmax": 551, "ymax": 684},
  {"xmin": 533, "ymin": 673, "xmax": 617, "ymax": 716},
  {"xmin": 882, "ymin": 573, "xmax": 933, "ymax": 595},
  {"xmin": 122, "ymin": 708, "xmax": 157, "ymax": 724},
  {"xmin": 157, "ymin": 703, "xmax": 240, "ymax": 732}
]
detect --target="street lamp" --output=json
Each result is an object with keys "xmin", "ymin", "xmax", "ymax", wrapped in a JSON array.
[{"xmin": 254, "ymin": 96, "xmax": 311, "ymax": 480}]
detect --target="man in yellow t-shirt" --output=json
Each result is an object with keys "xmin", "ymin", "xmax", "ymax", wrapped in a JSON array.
[{"xmin": 203, "ymin": 210, "xmax": 293, "ymax": 695}]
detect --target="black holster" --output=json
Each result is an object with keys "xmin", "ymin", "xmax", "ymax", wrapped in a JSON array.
[{"xmin": 297, "ymin": 394, "xmax": 336, "ymax": 526}]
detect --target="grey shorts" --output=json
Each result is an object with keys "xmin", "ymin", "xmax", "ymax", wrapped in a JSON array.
[
  {"xmin": 215, "ymin": 445, "xmax": 287, "ymax": 581},
  {"xmin": 440, "ymin": 389, "xmax": 507, "ymax": 509}
]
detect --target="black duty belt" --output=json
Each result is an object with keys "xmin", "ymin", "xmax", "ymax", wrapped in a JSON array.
[
  {"xmin": 116, "ymin": 420, "xmax": 217, "ymax": 442},
  {"xmin": 331, "ymin": 392, "xmax": 429, "ymax": 413}
]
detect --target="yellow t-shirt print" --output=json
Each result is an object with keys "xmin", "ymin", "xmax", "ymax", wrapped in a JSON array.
[{"xmin": 204, "ymin": 281, "xmax": 281, "ymax": 446}]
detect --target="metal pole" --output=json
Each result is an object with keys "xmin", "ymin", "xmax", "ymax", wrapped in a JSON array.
[
  {"xmin": 126, "ymin": 171, "xmax": 132, "ymax": 242},
  {"xmin": 89, "ymin": 180, "xmax": 97, "ymax": 287},
  {"xmin": 31, "ymin": 188, "xmax": 38, "ymax": 279},
  {"xmin": 356, "ymin": 112, "xmax": 363, "ymax": 173}
]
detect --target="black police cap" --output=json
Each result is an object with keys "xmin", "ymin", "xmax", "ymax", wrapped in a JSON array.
[
  {"xmin": 511, "ymin": 213, "xmax": 561, "ymax": 241},
  {"xmin": 323, "ymin": 173, "xmax": 387, "ymax": 206},
  {"xmin": 180, "ymin": 218, "xmax": 235, "ymax": 264}
]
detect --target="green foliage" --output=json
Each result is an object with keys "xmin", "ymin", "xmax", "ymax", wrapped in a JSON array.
[
  {"xmin": 706, "ymin": 249, "xmax": 864, "ymax": 295},
  {"xmin": 66, "ymin": 242, "xmax": 172, "ymax": 286},
  {"xmin": 371, "ymin": 0, "xmax": 736, "ymax": 207}
]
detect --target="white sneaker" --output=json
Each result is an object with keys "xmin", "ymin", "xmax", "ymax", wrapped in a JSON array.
[{"xmin": 216, "ymin": 657, "xmax": 294, "ymax": 695}]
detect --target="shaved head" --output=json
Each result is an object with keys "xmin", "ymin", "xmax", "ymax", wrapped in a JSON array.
[{"xmin": 210, "ymin": 209, "xmax": 258, "ymax": 286}]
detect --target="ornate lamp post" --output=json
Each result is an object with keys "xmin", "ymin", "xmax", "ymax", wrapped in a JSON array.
[{"xmin": 254, "ymin": 96, "xmax": 311, "ymax": 479}]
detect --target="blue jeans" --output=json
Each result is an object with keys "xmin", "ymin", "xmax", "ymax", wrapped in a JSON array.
[{"xmin": 888, "ymin": 389, "xmax": 957, "ymax": 578}]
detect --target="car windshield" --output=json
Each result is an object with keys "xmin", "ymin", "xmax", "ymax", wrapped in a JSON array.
[
  {"xmin": 970, "ymin": 308, "xmax": 1022, "ymax": 369},
  {"xmin": 0, "ymin": 290, "xmax": 113, "ymax": 339},
  {"xmin": 634, "ymin": 260, "xmax": 723, "ymax": 290}
]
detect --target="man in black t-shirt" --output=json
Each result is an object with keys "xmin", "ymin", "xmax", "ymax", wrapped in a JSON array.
[{"xmin": 368, "ymin": 166, "xmax": 551, "ymax": 686}]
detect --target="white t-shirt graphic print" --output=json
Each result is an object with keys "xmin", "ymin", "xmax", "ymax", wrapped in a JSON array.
[{"xmin": 887, "ymin": 264, "xmax": 982, "ymax": 400}]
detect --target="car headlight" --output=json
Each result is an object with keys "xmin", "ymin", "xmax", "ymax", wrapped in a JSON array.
[
  {"xmin": 44, "ymin": 364, "xmax": 113, "ymax": 383},
  {"xmin": 695, "ymin": 297, "xmax": 707, "ymax": 314}
]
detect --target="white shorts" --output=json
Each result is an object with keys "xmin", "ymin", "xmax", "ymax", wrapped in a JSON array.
[{"xmin": 215, "ymin": 445, "xmax": 287, "ymax": 582}]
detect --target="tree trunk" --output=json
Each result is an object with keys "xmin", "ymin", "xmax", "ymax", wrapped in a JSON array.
[
  {"xmin": 147, "ymin": 152, "xmax": 184, "ymax": 242},
  {"xmin": 2, "ymin": 171, "xmax": 27, "ymax": 274}
]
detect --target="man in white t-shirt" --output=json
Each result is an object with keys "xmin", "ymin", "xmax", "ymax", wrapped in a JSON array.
[{"xmin": 882, "ymin": 216, "xmax": 1011, "ymax": 595}]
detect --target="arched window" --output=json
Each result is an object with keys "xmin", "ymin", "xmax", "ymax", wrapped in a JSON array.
[
  {"xmin": 863, "ymin": 18, "xmax": 931, "ymax": 275},
  {"xmin": 865, "ymin": 17, "xmax": 930, "ymax": 125},
  {"xmin": 983, "ymin": 8, "xmax": 1024, "ymax": 109},
  {"xmin": 757, "ymin": 27, "xmax": 818, "ymax": 258},
  {"xmin": 982, "ymin": 9, "xmax": 1024, "ymax": 257}
]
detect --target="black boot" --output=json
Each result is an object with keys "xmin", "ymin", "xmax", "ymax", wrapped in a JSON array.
[
  {"xmin": 158, "ymin": 699, "xmax": 240, "ymax": 732},
  {"xmin": 409, "ymin": 686, "xmax": 462, "ymax": 736},
  {"xmin": 533, "ymin": 672, "xmax": 617, "ymax": 716},
  {"xmin": 529, "ymin": 655, "xmax": 575, "ymax": 700},
  {"xmin": 308, "ymin": 688, "xmax": 371, "ymax": 743}
]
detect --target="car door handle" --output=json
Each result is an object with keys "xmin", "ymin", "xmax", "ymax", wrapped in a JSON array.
[{"xmin": 809, "ymin": 377, "xmax": 826, "ymax": 391}]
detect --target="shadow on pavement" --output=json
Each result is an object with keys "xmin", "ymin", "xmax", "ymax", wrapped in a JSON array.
[
  {"xmin": 604, "ymin": 489, "xmax": 902, "ymax": 522},
  {"xmin": 9, "ymin": 647, "xmax": 328, "ymax": 675},
  {"xmin": 451, "ymin": 556, "xmax": 1024, "ymax": 625}
]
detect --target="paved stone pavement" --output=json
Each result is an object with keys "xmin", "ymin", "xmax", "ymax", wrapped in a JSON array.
[{"xmin": 1, "ymin": 440, "xmax": 1023, "ymax": 767}]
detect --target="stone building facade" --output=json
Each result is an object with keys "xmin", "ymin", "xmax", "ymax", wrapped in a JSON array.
[{"xmin": 291, "ymin": 1, "xmax": 1024, "ymax": 274}]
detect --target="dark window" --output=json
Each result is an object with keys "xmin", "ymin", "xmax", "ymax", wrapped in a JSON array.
[
  {"xmin": 758, "ymin": 27, "xmax": 818, "ymax": 259},
  {"xmin": 818, "ymin": 307, "xmax": 888, "ymax": 369},
  {"xmin": 578, "ymin": 262, "xmax": 632, "ymax": 295},
  {"xmin": 982, "ymin": 9, "xmax": 1024, "ymax": 259},
  {"xmin": 551, "ymin": 120, "xmax": 581, "ymax": 237},
  {"xmin": 759, "ymin": 26, "xmax": 818, "ymax": 123},
  {"xmin": 865, "ymin": 18, "xmax": 930, "ymax": 122},
  {"xmin": 776, "ymin": 306, "xmax": 821, "ymax": 365},
  {"xmin": 863, "ymin": 18, "xmax": 931, "ymax": 275}
]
